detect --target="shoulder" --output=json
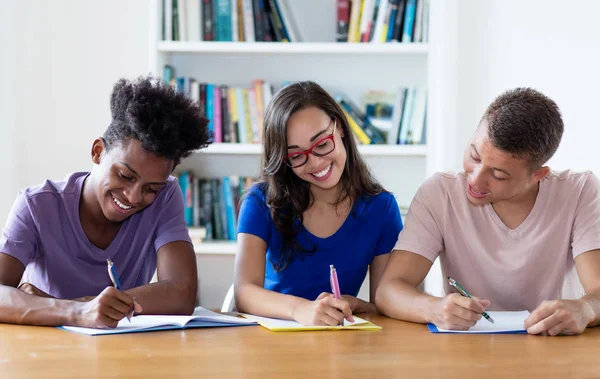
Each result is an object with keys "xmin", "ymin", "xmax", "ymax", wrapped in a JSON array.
[
  {"xmin": 543, "ymin": 170, "xmax": 599, "ymax": 197},
  {"xmin": 20, "ymin": 172, "xmax": 87, "ymax": 207},
  {"xmin": 417, "ymin": 171, "xmax": 466, "ymax": 200},
  {"xmin": 359, "ymin": 191, "xmax": 397, "ymax": 211},
  {"xmin": 245, "ymin": 182, "xmax": 268, "ymax": 204}
]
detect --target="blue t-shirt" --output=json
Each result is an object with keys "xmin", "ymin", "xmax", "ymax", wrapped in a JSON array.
[{"xmin": 237, "ymin": 183, "xmax": 403, "ymax": 301}]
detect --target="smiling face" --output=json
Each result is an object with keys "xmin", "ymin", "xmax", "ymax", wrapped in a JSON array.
[
  {"xmin": 89, "ymin": 138, "xmax": 173, "ymax": 223},
  {"xmin": 285, "ymin": 106, "xmax": 346, "ymax": 192},
  {"xmin": 463, "ymin": 122, "xmax": 549, "ymax": 206}
]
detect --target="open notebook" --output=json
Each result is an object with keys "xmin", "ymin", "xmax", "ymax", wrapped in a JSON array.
[
  {"xmin": 60, "ymin": 306, "xmax": 257, "ymax": 336},
  {"xmin": 241, "ymin": 314, "xmax": 382, "ymax": 331},
  {"xmin": 427, "ymin": 310, "xmax": 531, "ymax": 334}
]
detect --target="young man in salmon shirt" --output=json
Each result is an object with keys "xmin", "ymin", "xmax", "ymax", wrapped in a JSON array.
[{"xmin": 376, "ymin": 88, "xmax": 600, "ymax": 336}]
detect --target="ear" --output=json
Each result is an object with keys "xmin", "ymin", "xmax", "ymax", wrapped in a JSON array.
[
  {"xmin": 531, "ymin": 166, "xmax": 550, "ymax": 183},
  {"xmin": 91, "ymin": 138, "xmax": 107, "ymax": 165}
]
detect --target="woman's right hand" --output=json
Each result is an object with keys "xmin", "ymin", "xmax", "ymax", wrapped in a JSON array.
[
  {"xmin": 71, "ymin": 287, "xmax": 142, "ymax": 329},
  {"xmin": 292, "ymin": 292, "xmax": 355, "ymax": 326},
  {"xmin": 430, "ymin": 293, "xmax": 490, "ymax": 330}
]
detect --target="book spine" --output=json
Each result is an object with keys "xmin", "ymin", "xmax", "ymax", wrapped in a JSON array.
[
  {"xmin": 221, "ymin": 85, "xmax": 231, "ymax": 143},
  {"xmin": 336, "ymin": 0, "xmax": 351, "ymax": 42},
  {"xmin": 347, "ymin": 0, "xmax": 363, "ymax": 43},
  {"xmin": 202, "ymin": 0, "xmax": 214, "ymax": 41},
  {"xmin": 228, "ymin": 87, "xmax": 239, "ymax": 143},
  {"xmin": 206, "ymin": 84, "xmax": 214, "ymax": 140},
  {"xmin": 222, "ymin": 176, "xmax": 237, "ymax": 240},
  {"xmin": 216, "ymin": 0, "xmax": 233, "ymax": 41},
  {"xmin": 265, "ymin": 0, "xmax": 285, "ymax": 42},
  {"xmin": 241, "ymin": 0, "xmax": 255, "ymax": 42},
  {"xmin": 385, "ymin": 0, "xmax": 400, "ymax": 42},
  {"xmin": 213, "ymin": 86, "xmax": 223, "ymax": 143},
  {"xmin": 202, "ymin": 180, "xmax": 213, "ymax": 240},
  {"xmin": 252, "ymin": 0, "xmax": 266, "ymax": 41},
  {"xmin": 401, "ymin": 0, "xmax": 416, "ymax": 42},
  {"xmin": 391, "ymin": 0, "xmax": 406, "ymax": 41},
  {"xmin": 173, "ymin": 0, "xmax": 180, "ymax": 40},
  {"xmin": 231, "ymin": 0, "xmax": 239, "ymax": 41}
]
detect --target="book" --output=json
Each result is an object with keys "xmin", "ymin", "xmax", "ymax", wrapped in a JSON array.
[
  {"xmin": 427, "ymin": 311, "xmax": 531, "ymax": 334},
  {"xmin": 241, "ymin": 314, "xmax": 382, "ymax": 332},
  {"xmin": 60, "ymin": 307, "xmax": 257, "ymax": 336}
]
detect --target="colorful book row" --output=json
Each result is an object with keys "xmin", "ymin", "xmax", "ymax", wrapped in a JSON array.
[
  {"xmin": 179, "ymin": 172, "xmax": 256, "ymax": 241},
  {"xmin": 337, "ymin": 0, "xmax": 429, "ymax": 43},
  {"xmin": 162, "ymin": 0, "xmax": 298, "ymax": 42}
]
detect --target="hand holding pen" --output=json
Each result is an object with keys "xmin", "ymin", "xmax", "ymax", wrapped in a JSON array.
[
  {"xmin": 290, "ymin": 265, "xmax": 354, "ymax": 326},
  {"xmin": 107, "ymin": 259, "xmax": 136, "ymax": 322},
  {"xmin": 429, "ymin": 277, "xmax": 492, "ymax": 330}
]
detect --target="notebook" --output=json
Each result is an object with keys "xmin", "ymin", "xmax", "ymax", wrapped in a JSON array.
[
  {"xmin": 241, "ymin": 314, "xmax": 382, "ymax": 331},
  {"xmin": 427, "ymin": 310, "xmax": 531, "ymax": 334},
  {"xmin": 60, "ymin": 306, "xmax": 257, "ymax": 336}
]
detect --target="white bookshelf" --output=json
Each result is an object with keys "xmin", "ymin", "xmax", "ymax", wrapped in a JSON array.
[
  {"xmin": 194, "ymin": 241, "xmax": 237, "ymax": 255},
  {"xmin": 158, "ymin": 41, "xmax": 429, "ymax": 55},
  {"xmin": 149, "ymin": 0, "xmax": 459, "ymax": 301}
]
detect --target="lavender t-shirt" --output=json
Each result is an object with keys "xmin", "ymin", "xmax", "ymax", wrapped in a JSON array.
[{"xmin": 0, "ymin": 172, "xmax": 192, "ymax": 299}]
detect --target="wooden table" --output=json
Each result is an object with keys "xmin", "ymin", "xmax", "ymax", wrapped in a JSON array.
[{"xmin": 1, "ymin": 314, "xmax": 598, "ymax": 378}]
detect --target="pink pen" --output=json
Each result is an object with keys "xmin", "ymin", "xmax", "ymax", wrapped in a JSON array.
[{"xmin": 330, "ymin": 265, "xmax": 341, "ymax": 299}]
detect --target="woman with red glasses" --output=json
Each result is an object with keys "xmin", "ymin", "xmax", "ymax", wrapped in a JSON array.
[{"xmin": 234, "ymin": 81, "xmax": 403, "ymax": 326}]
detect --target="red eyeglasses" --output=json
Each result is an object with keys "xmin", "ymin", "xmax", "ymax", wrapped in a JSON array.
[{"xmin": 285, "ymin": 120, "xmax": 337, "ymax": 168}]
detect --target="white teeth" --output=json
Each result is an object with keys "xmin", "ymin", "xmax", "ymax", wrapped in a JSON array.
[
  {"xmin": 113, "ymin": 196, "xmax": 132, "ymax": 210},
  {"xmin": 312, "ymin": 164, "xmax": 332, "ymax": 178}
]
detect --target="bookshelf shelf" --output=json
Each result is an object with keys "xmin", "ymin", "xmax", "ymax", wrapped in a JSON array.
[
  {"xmin": 158, "ymin": 41, "xmax": 428, "ymax": 55},
  {"xmin": 195, "ymin": 143, "xmax": 428, "ymax": 156},
  {"xmin": 194, "ymin": 241, "xmax": 237, "ymax": 255}
]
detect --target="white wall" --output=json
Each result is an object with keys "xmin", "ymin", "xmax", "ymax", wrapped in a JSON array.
[
  {"xmin": 7, "ymin": 0, "xmax": 151, "ymax": 201},
  {"xmin": 454, "ymin": 0, "xmax": 600, "ymax": 173},
  {"xmin": 0, "ymin": 1, "xmax": 19, "ymax": 223}
]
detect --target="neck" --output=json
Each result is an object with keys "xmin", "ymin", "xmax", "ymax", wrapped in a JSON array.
[
  {"xmin": 309, "ymin": 183, "xmax": 343, "ymax": 207},
  {"xmin": 80, "ymin": 174, "xmax": 117, "ymax": 230},
  {"xmin": 492, "ymin": 181, "xmax": 540, "ymax": 213}
]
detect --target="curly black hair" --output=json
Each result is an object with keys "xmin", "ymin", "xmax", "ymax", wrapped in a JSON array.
[{"xmin": 103, "ymin": 76, "xmax": 211, "ymax": 166}]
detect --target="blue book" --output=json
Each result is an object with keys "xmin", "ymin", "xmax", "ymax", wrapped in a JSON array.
[
  {"xmin": 427, "ymin": 311, "xmax": 530, "ymax": 334},
  {"xmin": 178, "ymin": 171, "xmax": 193, "ymax": 226},
  {"xmin": 216, "ymin": 0, "xmax": 233, "ymax": 41},
  {"xmin": 401, "ymin": 0, "xmax": 416, "ymax": 42},
  {"xmin": 222, "ymin": 176, "xmax": 237, "ymax": 241},
  {"xmin": 58, "ymin": 307, "xmax": 257, "ymax": 336},
  {"xmin": 206, "ymin": 83, "xmax": 215, "ymax": 140}
]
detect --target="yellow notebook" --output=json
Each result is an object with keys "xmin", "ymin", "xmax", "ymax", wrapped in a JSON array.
[{"xmin": 241, "ymin": 314, "xmax": 381, "ymax": 332}]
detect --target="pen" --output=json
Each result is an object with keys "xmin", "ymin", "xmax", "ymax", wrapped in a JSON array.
[
  {"xmin": 106, "ymin": 259, "xmax": 132, "ymax": 322},
  {"xmin": 330, "ymin": 265, "xmax": 344, "ymax": 326},
  {"xmin": 330, "ymin": 265, "xmax": 341, "ymax": 300},
  {"xmin": 447, "ymin": 277, "xmax": 494, "ymax": 324}
]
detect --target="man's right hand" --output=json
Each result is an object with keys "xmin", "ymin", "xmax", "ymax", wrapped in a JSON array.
[
  {"xmin": 430, "ymin": 293, "xmax": 490, "ymax": 330},
  {"xmin": 292, "ymin": 292, "xmax": 355, "ymax": 326},
  {"xmin": 71, "ymin": 287, "xmax": 142, "ymax": 329}
]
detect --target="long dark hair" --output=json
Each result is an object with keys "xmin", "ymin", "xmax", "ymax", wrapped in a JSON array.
[{"xmin": 260, "ymin": 81, "xmax": 384, "ymax": 271}]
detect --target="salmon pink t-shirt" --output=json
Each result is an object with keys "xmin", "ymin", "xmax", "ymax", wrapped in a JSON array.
[{"xmin": 394, "ymin": 170, "xmax": 600, "ymax": 311}]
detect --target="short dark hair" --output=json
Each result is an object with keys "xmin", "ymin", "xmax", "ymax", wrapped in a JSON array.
[
  {"xmin": 104, "ymin": 76, "xmax": 210, "ymax": 166},
  {"xmin": 483, "ymin": 87, "xmax": 563, "ymax": 168}
]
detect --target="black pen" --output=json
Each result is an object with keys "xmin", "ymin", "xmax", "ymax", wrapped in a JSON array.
[{"xmin": 447, "ymin": 277, "xmax": 494, "ymax": 324}]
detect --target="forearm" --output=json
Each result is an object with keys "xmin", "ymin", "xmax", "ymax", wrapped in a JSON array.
[
  {"xmin": 375, "ymin": 278, "xmax": 439, "ymax": 323},
  {"xmin": 581, "ymin": 294, "xmax": 600, "ymax": 328},
  {"xmin": 354, "ymin": 297, "xmax": 377, "ymax": 314},
  {"xmin": 0, "ymin": 285, "xmax": 76, "ymax": 326},
  {"xmin": 235, "ymin": 283, "xmax": 310, "ymax": 320},
  {"xmin": 127, "ymin": 279, "xmax": 196, "ymax": 315}
]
